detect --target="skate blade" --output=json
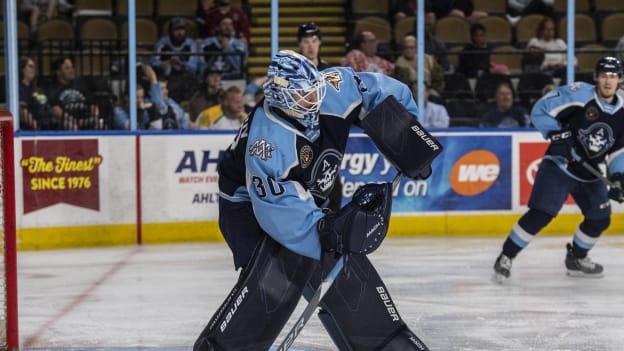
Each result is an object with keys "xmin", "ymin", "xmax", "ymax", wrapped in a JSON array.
[
  {"xmin": 566, "ymin": 270, "xmax": 604, "ymax": 278},
  {"xmin": 491, "ymin": 272, "xmax": 508, "ymax": 285}
]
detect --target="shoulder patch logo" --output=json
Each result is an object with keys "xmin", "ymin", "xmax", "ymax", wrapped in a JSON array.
[
  {"xmin": 299, "ymin": 145, "xmax": 313, "ymax": 168},
  {"xmin": 569, "ymin": 82, "xmax": 581, "ymax": 92},
  {"xmin": 249, "ymin": 139, "xmax": 275, "ymax": 161},
  {"xmin": 585, "ymin": 105, "xmax": 599, "ymax": 121},
  {"xmin": 324, "ymin": 71, "xmax": 343, "ymax": 92}
]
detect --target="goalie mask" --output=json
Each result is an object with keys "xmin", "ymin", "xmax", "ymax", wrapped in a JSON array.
[{"xmin": 263, "ymin": 50, "xmax": 326, "ymax": 140}]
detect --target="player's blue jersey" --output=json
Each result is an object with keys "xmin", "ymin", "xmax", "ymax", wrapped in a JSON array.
[
  {"xmin": 531, "ymin": 81, "xmax": 624, "ymax": 180},
  {"xmin": 217, "ymin": 67, "xmax": 419, "ymax": 260}
]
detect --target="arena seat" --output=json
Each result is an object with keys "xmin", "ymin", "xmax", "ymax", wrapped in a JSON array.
[{"xmin": 515, "ymin": 14, "xmax": 545, "ymax": 46}]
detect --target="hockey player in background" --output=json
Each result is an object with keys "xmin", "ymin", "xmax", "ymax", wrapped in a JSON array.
[
  {"xmin": 493, "ymin": 56, "xmax": 624, "ymax": 282},
  {"xmin": 193, "ymin": 50, "xmax": 440, "ymax": 350}
]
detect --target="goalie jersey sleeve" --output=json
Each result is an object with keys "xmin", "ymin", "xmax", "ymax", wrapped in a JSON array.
[{"xmin": 218, "ymin": 67, "xmax": 419, "ymax": 260}]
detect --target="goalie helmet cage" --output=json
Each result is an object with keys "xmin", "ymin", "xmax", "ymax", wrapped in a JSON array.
[{"xmin": 0, "ymin": 111, "xmax": 19, "ymax": 351}]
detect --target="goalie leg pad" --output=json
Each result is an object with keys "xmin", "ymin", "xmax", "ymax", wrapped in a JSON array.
[
  {"xmin": 194, "ymin": 236, "xmax": 317, "ymax": 351},
  {"xmin": 357, "ymin": 95, "xmax": 443, "ymax": 179},
  {"xmin": 378, "ymin": 325, "xmax": 430, "ymax": 351},
  {"xmin": 310, "ymin": 253, "xmax": 429, "ymax": 351}
]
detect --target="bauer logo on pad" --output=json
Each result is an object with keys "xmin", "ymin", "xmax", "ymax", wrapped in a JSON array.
[{"xmin": 358, "ymin": 95, "xmax": 443, "ymax": 179}]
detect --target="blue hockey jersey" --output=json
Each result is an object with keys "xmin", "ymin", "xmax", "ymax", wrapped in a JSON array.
[
  {"xmin": 217, "ymin": 67, "xmax": 419, "ymax": 260},
  {"xmin": 531, "ymin": 81, "xmax": 624, "ymax": 180}
]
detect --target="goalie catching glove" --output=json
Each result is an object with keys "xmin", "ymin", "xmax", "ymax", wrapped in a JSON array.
[
  {"xmin": 608, "ymin": 173, "xmax": 624, "ymax": 203},
  {"xmin": 317, "ymin": 182, "xmax": 393, "ymax": 255}
]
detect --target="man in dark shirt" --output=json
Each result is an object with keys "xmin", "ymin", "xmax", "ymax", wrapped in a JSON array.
[
  {"xmin": 480, "ymin": 81, "xmax": 530, "ymax": 128},
  {"xmin": 47, "ymin": 57, "xmax": 99, "ymax": 130},
  {"xmin": 458, "ymin": 23, "xmax": 493, "ymax": 78}
]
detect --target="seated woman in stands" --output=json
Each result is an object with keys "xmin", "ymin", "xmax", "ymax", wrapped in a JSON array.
[{"xmin": 524, "ymin": 17, "xmax": 575, "ymax": 78}]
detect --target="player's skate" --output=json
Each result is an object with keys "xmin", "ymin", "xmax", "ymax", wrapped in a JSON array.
[
  {"xmin": 565, "ymin": 243, "xmax": 603, "ymax": 278},
  {"xmin": 492, "ymin": 253, "xmax": 512, "ymax": 284}
]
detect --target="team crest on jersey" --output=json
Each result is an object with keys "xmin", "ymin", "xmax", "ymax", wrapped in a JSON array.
[
  {"xmin": 249, "ymin": 139, "xmax": 275, "ymax": 161},
  {"xmin": 324, "ymin": 71, "xmax": 343, "ymax": 91},
  {"xmin": 299, "ymin": 145, "xmax": 313, "ymax": 168},
  {"xmin": 307, "ymin": 149, "xmax": 342, "ymax": 197},
  {"xmin": 578, "ymin": 122, "xmax": 614, "ymax": 159},
  {"xmin": 585, "ymin": 106, "xmax": 599, "ymax": 121}
]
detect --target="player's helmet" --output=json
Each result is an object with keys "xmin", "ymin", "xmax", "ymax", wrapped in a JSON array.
[
  {"xmin": 594, "ymin": 56, "xmax": 622, "ymax": 80},
  {"xmin": 298, "ymin": 22, "xmax": 322, "ymax": 42},
  {"xmin": 263, "ymin": 50, "xmax": 326, "ymax": 132}
]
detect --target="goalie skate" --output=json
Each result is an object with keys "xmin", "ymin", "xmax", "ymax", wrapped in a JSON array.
[
  {"xmin": 492, "ymin": 253, "xmax": 512, "ymax": 284},
  {"xmin": 565, "ymin": 243, "xmax": 604, "ymax": 278}
]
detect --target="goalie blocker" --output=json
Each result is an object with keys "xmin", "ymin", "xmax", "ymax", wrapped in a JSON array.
[{"xmin": 357, "ymin": 95, "xmax": 443, "ymax": 179}]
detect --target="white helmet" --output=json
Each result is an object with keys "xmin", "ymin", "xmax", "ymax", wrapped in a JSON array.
[{"xmin": 263, "ymin": 50, "xmax": 326, "ymax": 137}]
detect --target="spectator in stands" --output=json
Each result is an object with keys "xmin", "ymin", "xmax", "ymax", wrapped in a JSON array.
[
  {"xmin": 394, "ymin": 34, "xmax": 444, "ymax": 96},
  {"xmin": 392, "ymin": 0, "xmax": 417, "ymax": 22},
  {"xmin": 196, "ymin": 0, "xmax": 214, "ymax": 37},
  {"xmin": 340, "ymin": 31, "xmax": 394, "ymax": 76},
  {"xmin": 616, "ymin": 36, "xmax": 624, "ymax": 66},
  {"xmin": 525, "ymin": 17, "xmax": 572, "ymax": 78},
  {"xmin": 20, "ymin": 0, "xmax": 73, "ymax": 34},
  {"xmin": 139, "ymin": 64, "xmax": 190, "ymax": 130},
  {"xmin": 47, "ymin": 56, "xmax": 100, "ymax": 130},
  {"xmin": 507, "ymin": 0, "xmax": 554, "ymax": 20},
  {"xmin": 208, "ymin": 86, "xmax": 246, "ymax": 130},
  {"xmin": 298, "ymin": 22, "xmax": 330, "ymax": 70},
  {"xmin": 458, "ymin": 23, "xmax": 509, "ymax": 78},
  {"xmin": 151, "ymin": 17, "xmax": 200, "ymax": 101},
  {"xmin": 418, "ymin": 11, "xmax": 451, "ymax": 72},
  {"xmin": 159, "ymin": 75, "xmax": 191, "ymax": 129},
  {"xmin": 204, "ymin": 0, "xmax": 250, "ymax": 43},
  {"xmin": 188, "ymin": 68, "xmax": 224, "ymax": 124},
  {"xmin": 18, "ymin": 56, "xmax": 48, "ymax": 130},
  {"xmin": 428, "ymin": 0, "xmax": 487, "ymax": 23},
  {"xmin": 243, "ymin": 76, "xmax": 267, "ymax": 112},
  {"xmin": 411, "ymin": 81, "xmax": 450, "ymax": 128},
  {"xmin": 199, "ymin": 16, "xmax": 248, "ymax": 80},
  {"xmin": 113, "ymin": 64, "xmax": 182, "ymax": 130},
  {"xmin": 479, "ymin": 81, "xmax": 530, "ymax": 128}
]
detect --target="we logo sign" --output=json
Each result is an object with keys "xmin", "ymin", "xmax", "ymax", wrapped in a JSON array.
[{"xmin": 450, "ymin": 150, "xmax": 500, "ymax": 196}]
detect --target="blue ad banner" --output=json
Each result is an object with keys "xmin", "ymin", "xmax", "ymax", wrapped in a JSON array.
[{"xmin": 341, "ymin": 134, "xmax": 512, "ymax": 212}]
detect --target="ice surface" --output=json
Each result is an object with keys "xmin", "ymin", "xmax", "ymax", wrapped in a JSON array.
[{"xmin": 20, "ymin": 236, "xmax": 624, "ymax": 351}]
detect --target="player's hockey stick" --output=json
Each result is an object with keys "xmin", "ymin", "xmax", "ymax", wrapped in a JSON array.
[
  {"xmin": 276, "ymin": 172, "xmax": 403, "ymax": 351},
  {"xmin": 577, "ymin": 160, "xmax": 616, "ymax": 188}
]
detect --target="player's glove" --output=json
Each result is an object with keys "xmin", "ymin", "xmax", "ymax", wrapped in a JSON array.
[
  {"xmin": 608, "ymin": 173, "xmax": 624, "ymax": 203},
  {"xmin": 548, "ymin": 130, "xmax": 579, "ymax": 162},
  {"xmin": 317, "ymin": 182, "xmax": 393, "ymax": 255}
]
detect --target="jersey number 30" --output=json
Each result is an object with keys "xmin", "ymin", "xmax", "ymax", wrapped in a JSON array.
[{"xmin": 252, "ymin": 176, "xmax": 285, "ymax": 198}]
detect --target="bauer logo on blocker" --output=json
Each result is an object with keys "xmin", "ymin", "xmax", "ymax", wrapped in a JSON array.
[{"xmin": 450, "ymin": 150, "xmax": 500, "ymax": 196}]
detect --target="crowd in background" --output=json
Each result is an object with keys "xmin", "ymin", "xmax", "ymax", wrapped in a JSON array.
[{"xmin": 2, "ymin": 0, "xmax": 623, "ymax": 130}]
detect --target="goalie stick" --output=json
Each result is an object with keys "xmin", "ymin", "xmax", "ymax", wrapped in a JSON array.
[{"xmin": 276, "ymin": 172, "xmax": 403, "ymax": 351}]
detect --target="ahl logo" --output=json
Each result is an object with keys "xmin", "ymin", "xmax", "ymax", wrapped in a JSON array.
[
  {"xmin": 450, "ymin": 150, "xmax": 500, "ymax": 196},
  {"xmin": 249, "ymin": 139, "xmax": 275, "ymax": 161}
]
